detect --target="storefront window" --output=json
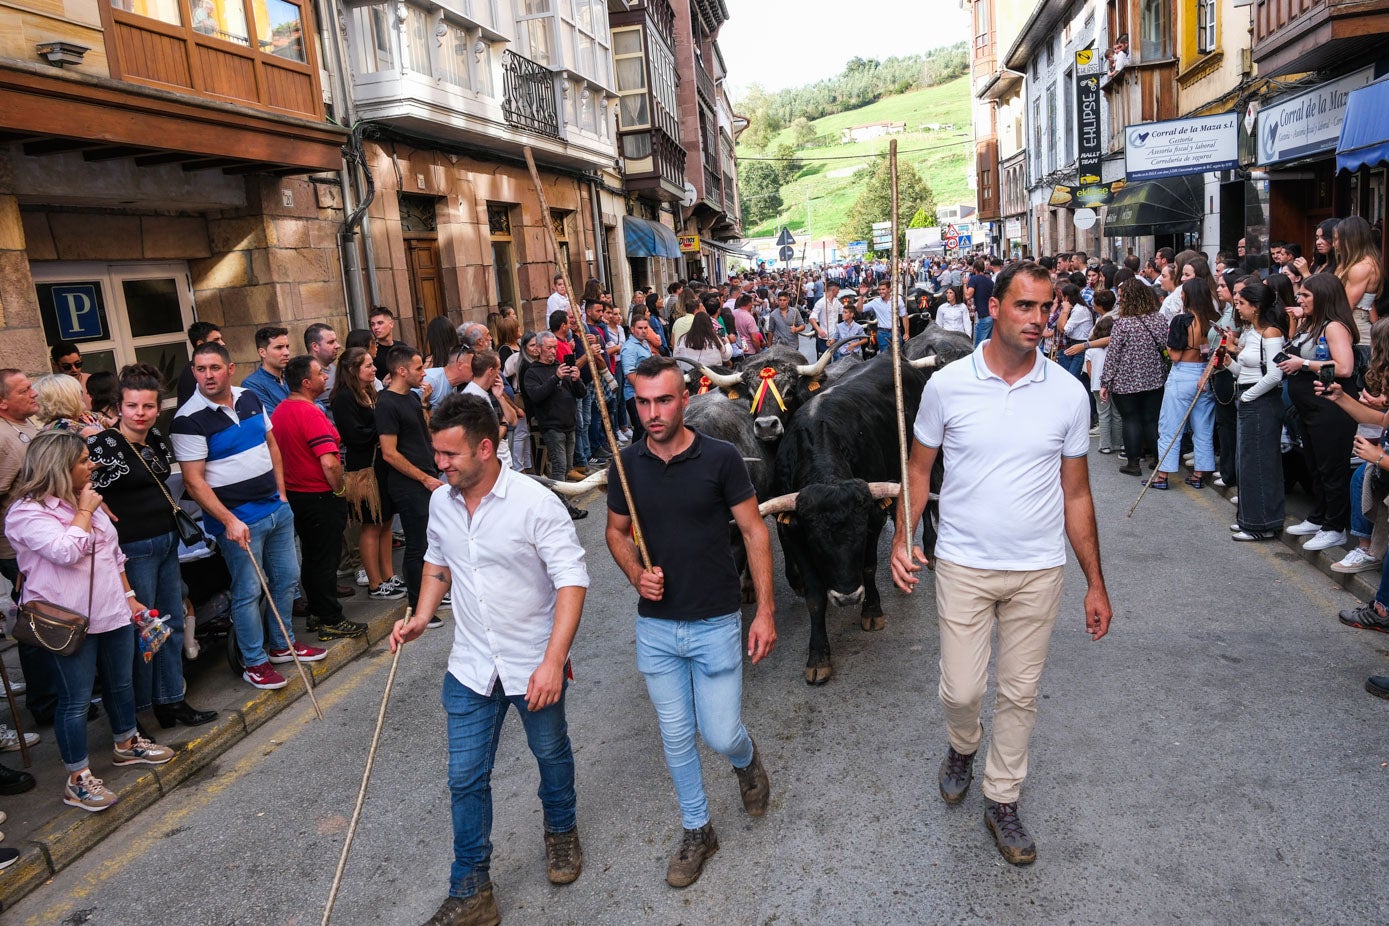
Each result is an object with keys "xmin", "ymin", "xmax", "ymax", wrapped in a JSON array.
[
  {"xmin": 256, "ymin": 0, "xmax": 305, "ymax": 62},
  {"xmin": 191, "ymin": 0, "xmax": 251, "ymax": 46},
  {"xmin": 112, "ymin": 0, "xmax": 181, "ymax": 27}
]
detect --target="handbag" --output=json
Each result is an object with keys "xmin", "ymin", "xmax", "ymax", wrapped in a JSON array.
[
  {"xmin": 119, "ymin": 432, "xmax": 210, "ymax": 548},
  {"xmin": 14, "ymin": 541, "xmax": 93, "ymax": 657}
]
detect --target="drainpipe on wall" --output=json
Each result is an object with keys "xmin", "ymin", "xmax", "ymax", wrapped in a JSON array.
[{"xmin": 587, "ymin": 174, "xmax": 607, "ymax": 290}]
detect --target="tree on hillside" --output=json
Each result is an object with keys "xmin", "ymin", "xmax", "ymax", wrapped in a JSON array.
[
  {"xmin": 790, "ymin": 117, "xmax": 816, "ymax": 149},
  {"xmin": 738, "ymin": 160, "xmax": 784, "ymax": 228},
  {"xmin": 773, "ymin": 143, "xmax": 801, "ymax": 186},
  {"xmin": 908, "ymin": 207, "xmax": 931, "ymax": 228},
  {"xmin": 840, "ymin": 157, "xmax": 936, "ymax": 250}
]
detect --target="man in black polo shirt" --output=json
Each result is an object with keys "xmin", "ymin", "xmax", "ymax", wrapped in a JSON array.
[
  {"xmin": 605, "ymin": 355, "xmax": 776, "ymax": 890},
  {"xmin": 376, "ymin": 345, "xmax": 444, "ymax": 622}
]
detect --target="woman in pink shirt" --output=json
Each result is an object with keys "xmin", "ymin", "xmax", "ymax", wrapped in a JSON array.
[{"xmin": 6, "ymin": 431, "xmax": 174, "ymax": 812}]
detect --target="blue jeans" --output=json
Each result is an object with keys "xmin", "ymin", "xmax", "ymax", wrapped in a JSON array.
[
  {"xmin": 51, "ymin": 624, "xmax": 137, "ymax": 772},
  {"xmin": 575, "ymin": 386, "xmax": 593, "ymax": 463},
  {"xmin": 1158, "ymin": 362, "xmax": 1216, "ymax": 472},
  {"xmin": 1060, "ymin": 347, "xmax": 1086, "ymax": 380},
  {"xmin": 217, "ymin": 501, "xmax": 298, "ymax": 667},
  {"xmin": 636, "ymin": 613, "xmax": 754, "ymax": 830},
  {"xmin": 443, "ymin": 672, "xmax": 576, "ymax": 899},
  {"xmin": 121, "ymin": 530, "xmax": 187, "ymax": 710},
  {"xmin": 875, "ymin": 329, "xmax": 892, "ymax": 355},
  {"xmin": 588, "ymin": 384, "xmax": 608, "ymax": 459},
  {"xmin": 974, "ymin": 316, "xmax": 994, "ymax": 346},
  {"xmin": 1350, "ymin": 462, "xmax": 1372, "ymax": 539}
]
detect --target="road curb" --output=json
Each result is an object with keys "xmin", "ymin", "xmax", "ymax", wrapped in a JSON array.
[
  {"xmin": 1212, "ymin": 483, "xmax": 1378, "ymax": 602},
  {"xmin": 0, "ymin": 603, "xmax": 406, "ymax": 914}
]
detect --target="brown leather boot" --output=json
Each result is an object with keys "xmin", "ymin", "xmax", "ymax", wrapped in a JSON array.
[
  {"xmin": 665, "ymin": 822, "xmax": 718, "ymax": 888},
  {"xmin": 733, "ymin": 741, "xmax": 770, "ymax": 816},
  {"xmin": 544, "ymin": 826, "xmax": 583, "ymax": 884},
  {"xmin": 421, "ymin": 884, "xmax": 500, "ymax": 926}
]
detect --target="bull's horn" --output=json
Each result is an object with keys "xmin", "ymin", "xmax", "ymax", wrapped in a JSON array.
[
  {"xmin": 758, "ymin": 492, "xmax": 799, "ymax": 517},
  {"xmin": 794, "ymin": 347, "xmax": 837, "ymax": 379},
  {"xmin": 867, "ymin": 481, "xmax": 901, "ymax": 499},
  {"xmin": 907, "ymin": 355, "xmax": 939, "ymax": 370},
  {"xmin": 681, "ymin": 360, "xmax": 740, "ymax": 389},
  {"xmin": 531, "ymin": 469, "xmax": 609, "ymax": 497}
]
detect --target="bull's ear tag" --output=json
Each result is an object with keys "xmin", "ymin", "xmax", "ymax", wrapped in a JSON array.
[
  {"xmin": 776, "ymin": 513, "xmax": 795, "ymax": 526},
  {"xmin": 807, "ymin": 381, "xmax": 821, "ymax": 392},
  {"xmin": 728, "ymin": 389, "xmax": 740, "ymax": 399},
  {"xmin": 878, "ymin": 497, "xmax": 894, "ymax": 510}
]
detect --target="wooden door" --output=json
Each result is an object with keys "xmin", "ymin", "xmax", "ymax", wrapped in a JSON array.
[{"xmin": 406, "ymin": 238, "xmax": 445, "ymax": 351}]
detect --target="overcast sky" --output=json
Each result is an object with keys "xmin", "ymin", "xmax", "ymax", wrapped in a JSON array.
[{"xmin": 720, "ymin": 0, "xmax": 969, "ymax": 96}]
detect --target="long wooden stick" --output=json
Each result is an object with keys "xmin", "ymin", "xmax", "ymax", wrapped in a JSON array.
[
  {"xmin": 0, "ymin": 656, "xmax": 30, "ymax": 767},
  {"xmin": 247, "ymin": 547, "xmax": 323, "ymax": 720},
  {"xmin": 321, "ymin": 611, "xmax": 408, "ymax": 926},
  {"xmin": 888, "ymin": 140, "xmax": 912, "ymax": 554},
  {"xmin": 522, "ymin": 147, "xmax": 651, "ymax": 568},
  {"xmin": 1127, "ymin": 347, "xmax": 1224, "ymax": 518}
]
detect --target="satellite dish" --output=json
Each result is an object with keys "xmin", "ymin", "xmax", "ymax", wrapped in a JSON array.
[{"xmin": 681, "ymin": 181, "xmax": 698, "ymax": 209}]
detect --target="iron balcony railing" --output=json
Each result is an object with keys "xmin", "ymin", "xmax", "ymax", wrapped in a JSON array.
[{"xmin": 502, "ymin": 50, "xmax": 560, "ymax": 138}]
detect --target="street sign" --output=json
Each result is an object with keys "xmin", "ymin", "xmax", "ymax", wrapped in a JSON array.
[
  {"xmin": 1073, "ymin": 208, "xmax": 1098, "ymax": 230},
  {"xmin": 775, "ymin": 227, "xmax": 795, "ymax": 247},
  {"xmin": 957, "ymin": 234, "xmax": 972, "ymax": 248},
  {"xmin": 871, "ymin": 221, "xmax": 892, "ymax": 231},
  {"xmin": 944, "ymin": 235, "xmax": 959, "ymax": 250},
  {"xmin": 778, "ymin": 245, "xmax": 794, "ymax": 262}
]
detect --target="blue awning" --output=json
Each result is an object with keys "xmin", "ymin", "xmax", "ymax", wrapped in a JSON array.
[
  {"xmin": 1337, "ymin": 76, "xmax": 1389, "ymax": 173},
  {"xmin": 623, "ymin": 216, "xmax": 681, "ymax": 259}
]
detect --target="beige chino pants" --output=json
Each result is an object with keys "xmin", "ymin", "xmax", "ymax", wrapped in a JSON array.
[{"xmin": 933, "ymin": 559, "xmax": 1065, "ymax": 804}]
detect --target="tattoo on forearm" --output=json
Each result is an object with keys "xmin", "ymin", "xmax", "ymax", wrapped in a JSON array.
[{"xmin": 425, "ymin": 570, "xmax": 448, "ymax": 584}]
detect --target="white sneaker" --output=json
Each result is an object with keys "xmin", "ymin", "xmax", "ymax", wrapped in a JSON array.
[
  {"xmin": 1287, "ymin": 519, "xmax": 1323, "ymax": 536},
  {"xmin": 1331, "ymin": 547, "xmax": 1382, "ymax": 574},
  {"xmin": 1213, "ymin": 476, "xmax": 1227, "ymax": 488},
  {"xmin": 354, "ymin": 568, "xmax": 369, "ymax": 587},
  {"xmin": 1303, "ymin": 529, "xmax": 1347, "ymax": 552},
  {"xmin": 0, "ymin": 724, "xmax": 38, "ymax": 753},
  {"xmin": 1229, "ymin": 523, "xmax": 1240, "ymax": 531},
  {"xmin": 1183, "ymin": 454, "xmax": 1195, "ymax": 466},
  {"xmin": 1229, "ymin": 494, "xmax": 1238, "ymax": 505}
]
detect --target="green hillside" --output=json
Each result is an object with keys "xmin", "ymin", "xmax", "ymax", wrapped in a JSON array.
[{"xmin": 738, "ymin": 76, "xmax": 973, "ymax": 240}]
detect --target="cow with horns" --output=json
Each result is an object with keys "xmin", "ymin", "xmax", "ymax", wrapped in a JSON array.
[
  {"xmin": 687, "ymin": 344, "xmax": 837, "ymax": 443},
  {"xmin": 758, "ymin": 327, "xmax": 975, "ymax": 685}
]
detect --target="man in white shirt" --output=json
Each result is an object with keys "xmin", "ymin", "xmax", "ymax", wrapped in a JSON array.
[
  {"xmin": 809, "ymin": 280, "xmax": 841, "ymax": 356},
  {"xmin": 546, "ymin": 275, "xmax": 570, "ymax": 317},
  {"xmin": 891, "ymin": 261, "xmax": 1112, "ymax": 868},
  {"xmin": 462, "ymin": 349, "xmax": 517, "ymax": 469},
  {"xmin": 392, "ymin": 393, "xmax": 589, "ymax": 926},
  {"xmin": 864, "ymin": 281, "xmax": 906, "ymax": 354}
]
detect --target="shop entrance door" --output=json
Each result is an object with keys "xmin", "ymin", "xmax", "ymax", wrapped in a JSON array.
[{"xmin": 406, "ymin": 238, "xmax": 446, "ymax": 351}]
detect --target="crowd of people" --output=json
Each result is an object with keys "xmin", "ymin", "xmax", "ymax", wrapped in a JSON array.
[{"xmin": 0, "ymin": 217, "xmax": 1385, "ymax": 882}]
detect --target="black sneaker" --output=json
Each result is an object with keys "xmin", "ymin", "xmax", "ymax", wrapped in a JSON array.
[
  {"xmin": 426, "ymin": 614, "xmax": 445, "ymax": 629},
  {"xmin": 0, "ymin": 762, "xmax": 35, "ymax": 795},
  {"xmin": 938, "ymin": 746, "xmax": 976, "ymax": 805},
  {"xmin": 316, "ymin": 619, "xmax": 368, "ymax": 641},
  {"xmin": 1338, "ymin": 602, "xmax": 1389, "ymax": 634},
  {"xmin": 0, "ymin": 846, "xmax": 18, "ymax": 870},
  {"xmin": 983, "ymin": 799, "xmax": 1036, "ymax": 865},
  {"xmin": 567, "ymin": 504, "xmax": 588, "ymax": 521},
  {"xmin": 1367, "ymin": 676, "xmax": 1389, "ymax": 699}
]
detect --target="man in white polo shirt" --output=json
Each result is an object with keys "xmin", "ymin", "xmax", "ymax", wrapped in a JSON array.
[{"xmin": 890, "ymin": 260, "xmax": 1113, "ymax": 866}]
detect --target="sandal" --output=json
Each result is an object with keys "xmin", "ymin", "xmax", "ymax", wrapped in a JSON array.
[
  {"xmin": 1184, "ymin": 474, "xmax": 1204, "ymax": 489},
  {"xmin": 1149, "ymin": 477, "xmax": 1169, "ymax": 490}
]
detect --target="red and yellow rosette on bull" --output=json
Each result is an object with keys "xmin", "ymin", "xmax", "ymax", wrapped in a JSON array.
[{"xmin": 750, "ymin": 367, "xmax": 786, "ymax": 414}]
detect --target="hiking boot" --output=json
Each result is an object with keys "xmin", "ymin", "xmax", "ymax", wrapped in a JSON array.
[
  {"xmin": 733, "ymin": 741, "xmax": 770, "ymax": 816},
  {"xmin": 63, "ymin": 770, "xmax": 118, "ymax": 812},
  {"xmin": 316, "ymin": 619, "xmax": 368, "ymax": 641},
  {"xmin": 983, "ymin": 799, "xmax": 1036, "ymax": 865},
  {"xmin": 544, "ymin": 826, "xmax": 583, "ymax": 884},
  {"xmin": 112, "ymin": 734, "xmax": 175, "ymax": 766},
  {"xmin": 1119, "ymin": 460, "xmax": 1141, "ymax": 475},
  {"xmin": 1338, "ymin": 602, "xmax": 1389, "ymax": 634},
  {"xmin": 420, "ymin": 884, "xmax": 499, "ymax": 926},
  {"xmin": 666, "ymin": 822, "xmax": 718, "ymax": 888},
  {"xmin": 938, "ymin": 746, "xmax": 976, "ymax": 805}
]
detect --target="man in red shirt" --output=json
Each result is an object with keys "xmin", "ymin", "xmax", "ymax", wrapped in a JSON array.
[{"xmin": 271, "ymin": 355, "xmax": 366, "ymax": 640}]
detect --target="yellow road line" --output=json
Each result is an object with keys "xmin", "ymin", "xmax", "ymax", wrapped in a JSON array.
[{"xmin": 22, "ymin": 644, "xmax": 395, "ymax": 926}]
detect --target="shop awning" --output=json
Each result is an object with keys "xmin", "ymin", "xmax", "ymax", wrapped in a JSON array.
[
  {"xmin": 623, "ymin": 216, "xmax": 682, "ymax": 259},
  {"xmin": 1103, "ymin": 174, "xmax": 1203, "ymax": 237},
  {"xmin": 1337, "ymin": 77, "xmax": 1389, "ymax": 173},
  {"xmin": 700, "ymin": 237, "xmax": 757, "ymax": 259}
]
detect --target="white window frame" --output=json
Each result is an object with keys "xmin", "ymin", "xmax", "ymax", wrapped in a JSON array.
[{"xmin": 1196, "ymin": 0, "xmax": 1216, "ymax": 55}]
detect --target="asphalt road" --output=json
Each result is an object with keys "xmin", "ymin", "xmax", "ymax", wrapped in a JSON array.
[{"xmin": 12, "ymin": 444, "xmax": 1389, "ymax": 926}]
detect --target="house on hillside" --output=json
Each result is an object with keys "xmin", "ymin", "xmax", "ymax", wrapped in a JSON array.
[{"xmin": 840, "ymin": 121, "xmax": 906, "ymax": 144}]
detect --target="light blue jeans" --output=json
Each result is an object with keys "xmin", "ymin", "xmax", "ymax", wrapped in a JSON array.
[
  {"xmin": 121, "ymin": 530, "xmax": 187, "ymax": 710},
  {"xmin": 217, "ymin": 501, "xmax": 299, "ymax": 667},
  {"xmin": 636, "ymin": 613, "xmax": 755, "ymax": 830},
  {"xmin": 1157, "ymin": 361, "xmax": 1216, "ymax": 473}
]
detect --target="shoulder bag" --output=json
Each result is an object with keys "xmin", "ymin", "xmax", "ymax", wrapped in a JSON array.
[
  {"xmin": 14, "ymin": 537, "xmax": 93, "ymax": 657},
  {"xmin": 119, "ymin": 432, "xmax": 210, "ymax": 549}
]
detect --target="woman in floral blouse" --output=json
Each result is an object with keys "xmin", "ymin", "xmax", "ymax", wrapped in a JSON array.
[{"xmin": 1099, "ymin": 280, "xmax": 1171, "ymax": 476}]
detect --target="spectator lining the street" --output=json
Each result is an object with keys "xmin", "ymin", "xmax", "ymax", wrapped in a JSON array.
[
  {"xmin": 1228, "ymin": 281, "xmax": 1289, "ymax": 541},
  {"xmin": 1099, "ymin": 280, "xmax": 1169, "ymax": 476},
  {"xmin": 1153, "ymin": 279, "xmax": 1219, "ymax": 490}
]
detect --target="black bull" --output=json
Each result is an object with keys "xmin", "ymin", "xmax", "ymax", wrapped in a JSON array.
[
  {"xmin": 759, "ymin": 326, "xmax": 974, "ymax": 685},
  {"xmin": 682, "ymin": 344, "xmax": 836, "ymax": 443}
]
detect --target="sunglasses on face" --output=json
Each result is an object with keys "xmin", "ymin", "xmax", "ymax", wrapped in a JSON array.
[{"xmin": 60, "ymin": 360, "xmax": 83, "ymax": 371}]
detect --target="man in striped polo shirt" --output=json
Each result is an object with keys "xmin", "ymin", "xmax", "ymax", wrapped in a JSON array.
[{"xmin": 172, "ymin": 341, "xmax": 325, "ymax": 690}]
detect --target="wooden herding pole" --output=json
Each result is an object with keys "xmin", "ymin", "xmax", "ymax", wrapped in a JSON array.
[
  {"xmin": 522, "ymin": 147, "xmax": 651, "ymax": 568},
  {"xmin": 888, "ymin": 140, "xmax": 912, "ymax": 555}
]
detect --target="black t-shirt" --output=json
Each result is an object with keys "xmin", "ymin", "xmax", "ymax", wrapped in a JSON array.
[
  {"xmin": 86, "ymin": 428, "xmax": 178, "ymax": 543},
  {"xmin": 607, "ymin": 430, "xmax": 755, "ymax": 620},
  {"xmin": 374, "ymin": 389, "xmax": 435, "ymax": 482},
  {"xmin": 331, "ymin": 390, "xmax": 379, "ymax": 472},
  {"xmin": 967, "ymin": 273, "xmax": 994, "ymax": 315}
]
